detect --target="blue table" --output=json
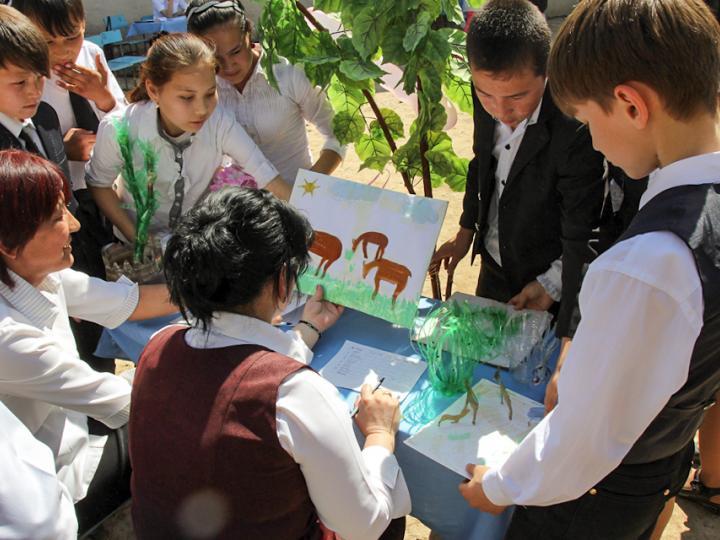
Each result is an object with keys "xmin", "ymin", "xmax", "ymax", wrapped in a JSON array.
[
  {"xmin": 126, "ymin": 16, "xmax": 187, "ymax": 37},
  {"xmin": 99, "ymin": 299, "xmax": 555, "ymax": 540}
]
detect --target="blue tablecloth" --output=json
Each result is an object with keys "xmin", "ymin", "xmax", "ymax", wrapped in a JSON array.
[
  {"xmin": 99, "ymin": 299, "xmax": 556, "ymax": 540},
  {"xmin": 126, "ymin": 16, "xmax": 187, "ymax": 37}
]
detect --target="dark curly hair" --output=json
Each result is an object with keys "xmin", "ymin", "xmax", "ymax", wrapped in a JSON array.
[{"xmin": 163, "ymin": 188, "xmax": 313, "ymax": 329}]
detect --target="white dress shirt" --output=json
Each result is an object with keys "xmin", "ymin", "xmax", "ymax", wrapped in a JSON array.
[
  {"xmin": 152, "ymin": 0, "xmax": 187, "ymax": 20},
  {"xmin": 42, "ymin": 40, "xmax": 127, "ymax": 190},
  {"xmin": 86, "ymin": 100, "xmax": 279, "ymax": 237},
  {"xmin": 184, "ymin": 312, "xmax": 411, "ymax": 540},
  {"xmin": 0, "ymin": 401, "xmax": 77, "ymax": 539},
  {"xmin": 483, "ymin": 96, "xmax": 563, "ymax": 300},
  {"xmin": 0, "ymin": 269, "xmax": 139, "ymax": 501},
  {"xmin": 481, "ymin": 152, "xmax": 718, "ymax": 506},
  {"xmin": 217, "ymin": 51, "xmax": 345, "ymax": 184},
  {"xmin": 0, "ymin": 112, "xmax": 47, "ymax": 158}
]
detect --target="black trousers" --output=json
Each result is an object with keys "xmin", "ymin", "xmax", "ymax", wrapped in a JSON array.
[
  {"xmin": 75, "ymin": 419, "xmax": 131, "ymax": 534},
  {"xmin": 505, "ymin": 442, "xmax": 694, "ymax": 540},
  {"xmin": 475, "ymin": 251, "xmax": 514, "ymax": 303}
]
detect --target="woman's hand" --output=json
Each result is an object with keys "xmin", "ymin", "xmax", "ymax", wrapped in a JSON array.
[
  {"xmin": 354, "ymin": 383, "xmax": 401, "ymax": 452},
  {"xmin": 301, "ymin": 285, "xmax": 343, "ymax": 333}
]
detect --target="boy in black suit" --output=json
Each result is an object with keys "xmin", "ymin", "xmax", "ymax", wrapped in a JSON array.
[{"xmin": 431, "ymin": 0, "xmax": 604, "ymax": 325}]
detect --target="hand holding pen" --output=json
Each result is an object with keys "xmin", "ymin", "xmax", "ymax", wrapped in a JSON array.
[{"xmin": 352, "ymin": 378, "xmax": 401, "ymax": 452}]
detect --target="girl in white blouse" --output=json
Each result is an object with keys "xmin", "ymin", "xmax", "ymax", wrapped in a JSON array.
[
  {"xmin": 186, "ymin": 0, "xmax": 344, "ymax": 185},
  {"xmin": 86, "ymin": 32, "xmax": 291, "ymax": 243}
]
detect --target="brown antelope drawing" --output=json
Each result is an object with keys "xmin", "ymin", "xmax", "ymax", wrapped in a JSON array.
[
  {"xmin": 362, "ymin": 258, "xmax": 412, "ymax": 305},
  {"xmin": 309, "ymin": 231, "xmax": 342, "ymax": 277},
  {"xmin": 351, "ymin": 231, "xmax": 388, "ymax": 261}
]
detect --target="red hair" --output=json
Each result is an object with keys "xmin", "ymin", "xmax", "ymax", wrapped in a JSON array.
[{"xmin": 0, "ymin": 150, "xmax": 70, "ymax": 287}]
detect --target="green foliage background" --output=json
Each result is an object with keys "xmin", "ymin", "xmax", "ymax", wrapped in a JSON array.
[{"xmin": 258, "ymin": 0, "xmax": 475, "ymax": 193}]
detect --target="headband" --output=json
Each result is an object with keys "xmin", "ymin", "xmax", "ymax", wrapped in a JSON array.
[{"xmin": 186, "ymin": 0, "xmax": 246, "ymax": 21}]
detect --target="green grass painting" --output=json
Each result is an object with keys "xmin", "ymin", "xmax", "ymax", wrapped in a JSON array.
[{"xmin": 298, "ymin": 271, "xmax": 419, "ymax": 328}]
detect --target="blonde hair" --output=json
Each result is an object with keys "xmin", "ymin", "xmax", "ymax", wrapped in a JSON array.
[{"xmin": 129, "ymin": 32, "xmax": 217, "ymax": 103}]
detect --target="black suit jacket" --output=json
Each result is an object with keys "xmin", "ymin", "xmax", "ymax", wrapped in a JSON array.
[
  {"xmin": 0, "ymin": 101, "xmax": 71, "ymax": 182},
  {"xmin": 459, "ymin": 87, "xmax": 605, "ymax": 334}
]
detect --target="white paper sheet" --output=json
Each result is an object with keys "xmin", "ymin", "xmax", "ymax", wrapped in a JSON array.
[
  {"xmin": 319, "ymin": 341, "xmax": 427, "ymax": 402},
  {"xmin": 404, "ymin": 379, "xmax": 542, "ymax": 478}
]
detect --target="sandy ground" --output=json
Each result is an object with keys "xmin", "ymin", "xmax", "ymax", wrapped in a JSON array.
[{"xmin": 89, "ymin": 91, "xmax": 720, "ymax": 539}]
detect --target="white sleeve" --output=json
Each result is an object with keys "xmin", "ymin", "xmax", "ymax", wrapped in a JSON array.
[
  {"xmin": 0, "ymin": 403, "xmax": 78, "ymax": 540},
  {"xmin": 60, "ymin": 269, "xmax": 139, "ymax": 328},
  {"xmin": 276, "ymin": 370, "xmax": 411, "ymax": 540},
  {"xmin": 536, "ymin": 257, "xmax": 563, "ymax": 302},
  {"xmin": 217, "ymin": 110, "xmax": 279, "ymax": 186},
  {"xmin": 282, "ymin": 64, "xmax": 345, "ymax": 158},
  {"xmin": 0, "ymin": 322, "xmax": 131, "ymax": 429},
  {"xmin": 482, "ymin": 232, "xmax": 703, "ymax": 506},
  {"xmin": 85, "ymin": 116, "xmax": 123, "ymax": 188}
]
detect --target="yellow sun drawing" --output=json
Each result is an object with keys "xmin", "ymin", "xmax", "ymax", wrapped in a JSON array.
[{"xmin": 301, "ymin": 179, "xmax": 319, "ymax": 195}]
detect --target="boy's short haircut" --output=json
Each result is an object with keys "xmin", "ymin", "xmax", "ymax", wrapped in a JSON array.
[
  {"xmin": 549, "ymin": 0, "xmax": 720, "ymax": 120},
  {"xmin": 0, "ymin": 5, "xmax": 49, "ymax": 77},
  {"xmin": 12, "ymin": 0, "xmax": 85, "ymax": 38},
  {"xmin": 466, "ymin": 0, "xmax": 551, "ymax": 76}
]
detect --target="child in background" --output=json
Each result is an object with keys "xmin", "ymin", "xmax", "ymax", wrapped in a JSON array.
[
  {"xmin": 86, "ymin": 32, "xmax": 291, "ymax": 244},
  {"xmin": 186, "ymin": 0, "xmax": 344, "ymax": 186}
]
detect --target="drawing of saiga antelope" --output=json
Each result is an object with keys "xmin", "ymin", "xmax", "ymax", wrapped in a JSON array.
[
  {"xmin": 351, "ymin": 231, "xmax": 388, "ymax": 260},
  {"xmin": 362, "ymin": 258, "xmax": 412, "ymax": 306},
  {"xmin": 309, "ymin": 231, "xmax": 342, "ymax": 277}
]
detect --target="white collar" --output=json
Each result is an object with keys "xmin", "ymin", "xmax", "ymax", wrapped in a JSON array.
[
  {"xmin": 0, "ymin": 112, "xmax": 34, "ymax": 139},
  {"xmin": 191, "ymin": 311, "xmax": 313, "ymax": 365},
  {"xmin": 0, "ymin": 270, "xmax": 62, "ymax": 328},
  {"xmin": 642, "ymin": 151, "xmax": 720, "ymax": 209}
]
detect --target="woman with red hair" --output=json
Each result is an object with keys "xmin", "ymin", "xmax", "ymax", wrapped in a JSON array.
[{"xmin": 0, "ymin": 150, "xmax": 175, "ymax": 533}]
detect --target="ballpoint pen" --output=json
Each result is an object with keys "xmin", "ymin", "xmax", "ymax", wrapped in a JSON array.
[{"xmin": 350, "ymin": 377, "xmax": 386, "ymax": 417}]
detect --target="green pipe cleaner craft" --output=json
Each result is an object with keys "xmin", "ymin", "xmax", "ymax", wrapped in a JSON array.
[{"xmin": 113, "ymin": 118, "xmax": 159, "ymax": 263}]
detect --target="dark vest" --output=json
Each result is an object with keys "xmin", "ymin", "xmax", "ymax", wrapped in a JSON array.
[
  {"xmin": 618, "ymin": 183, "xmax": 720, "ymax": 464},
  {"xmin": 130, "ymin": 326, "xmax": 322, "ymax": 540}
]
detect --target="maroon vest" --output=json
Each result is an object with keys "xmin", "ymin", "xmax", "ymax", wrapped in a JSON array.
[{"xmin": 129, "ymin": 325, "xmax": 323, "ymax": 539}]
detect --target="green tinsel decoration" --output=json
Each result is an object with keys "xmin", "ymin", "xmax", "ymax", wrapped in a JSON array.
[{"xmin": 113, "ymin": 118, "xmax": 159, "ymax": 263}]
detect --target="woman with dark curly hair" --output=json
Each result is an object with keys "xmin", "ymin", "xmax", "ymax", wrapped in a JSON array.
[{"xmin": 129, "ymin": 187, "xmax": 410, "ymax": 540}]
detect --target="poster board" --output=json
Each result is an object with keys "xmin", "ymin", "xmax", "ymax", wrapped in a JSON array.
[{"xmin": 290, "ymin": 170, "xmax": 447, "ymax": 328}]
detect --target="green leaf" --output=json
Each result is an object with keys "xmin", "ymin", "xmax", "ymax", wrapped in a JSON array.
[
  {"xmin": 380, "ymin": 28, "xmax": 410, "ymax": 65},
  {"xmin": 328, "ymin": 76, "xmax": 365, "ymax": 114},
  {"xmin": 423, "ymin": 30, "xmax": 452, "ymax": 70},
  {"xmin": 419, "ymin": 66, "xmax": 443, "ymax": 102},
  {"xmin": 466, "ymin": 0, "xmax": 487, "ymax": 7},
  {"xmin": 392, "ymin": 135, "xmax": 423, "ymax": 179},
  {"xmin": 315, "ymin": 0, "xmax": 343, "ymax": 12},
  {"xmin": 403, "ymin": 12, "xmax": 432, "ymax": 53},
  {"xmin": 370, "ymin": 108, "xmax": 404, "ymax": 139},
  {"xmin": 425, "ymin": 131, "xmax": 454, "ymax": 175},
  {"xmin": 339, "ymin": 59, "xmax": 387, "ymax": 81},
  {"xmin": 440, "ymin": 0, "xmax": 465, "ymax": 25},
  {"xmin": 352, "ymin": 7, "xmax": 384, "ymax": 60},
  {"xmin": 333, "ymin": 110, "xmax": 366, "ymax": 144},
  {"xmin": 443, "ymin": 72, "xmax": 474, "ymax": 114},
  {"xmin": 355, "ymin": 132, "xmax": 392, "ymax": 171}
]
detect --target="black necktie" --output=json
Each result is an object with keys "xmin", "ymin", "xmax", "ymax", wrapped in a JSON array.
[
  {"xmin": 69, "ymin": 92, "xmax": 100, "ymax": 133},
  {"xmin": 18, "ymin": 125, "xmax": 41, "ymax": 155}
]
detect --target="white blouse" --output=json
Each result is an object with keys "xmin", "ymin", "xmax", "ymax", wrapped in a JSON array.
[
  {"xmin": 217, "ymin": 51, "xmax": 345, "ymax": 184},
  {"xmin": 184, "ymin": 312, "xmax": 411, "ymax": 540},
  {"xmin": 0, "ymin": 269, "xmax": 139, "ymax": 501},
  {"xmin": 85, "ymin": 100, "xmax": 279, "ymax": 237},
  {"xmin": 0, "ymin": 401, "xmax": 77, "ymax": 539},
  {"xmin": 41, "ymin": 39, "xmax": 128, "ymax": 191}
]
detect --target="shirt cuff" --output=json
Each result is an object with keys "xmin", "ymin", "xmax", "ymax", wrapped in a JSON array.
[
  {"xmin": 102, "ymin": 276, "xmax": 140, "ymax": 329},
  {"xmin": 361, "ymin": 445, "xmax": 400, "ymax": 489},
  {"xmin": 321, "ymin": 139, "xmax": 347, "ymax": 159},
  {"xmin": 99, "ymin": 401, "xmax": 130, "ymax": 429},
  {"xmin": 536, "ymin": 259, "xmax": 563, "ymax": 302},
  {"xmin": 252, "ymin": 162, "xmax": 281, "ymax": 188},
  {"xmin": 481, "ymin": 467, "xmax": 515, "ymax": 507}
]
